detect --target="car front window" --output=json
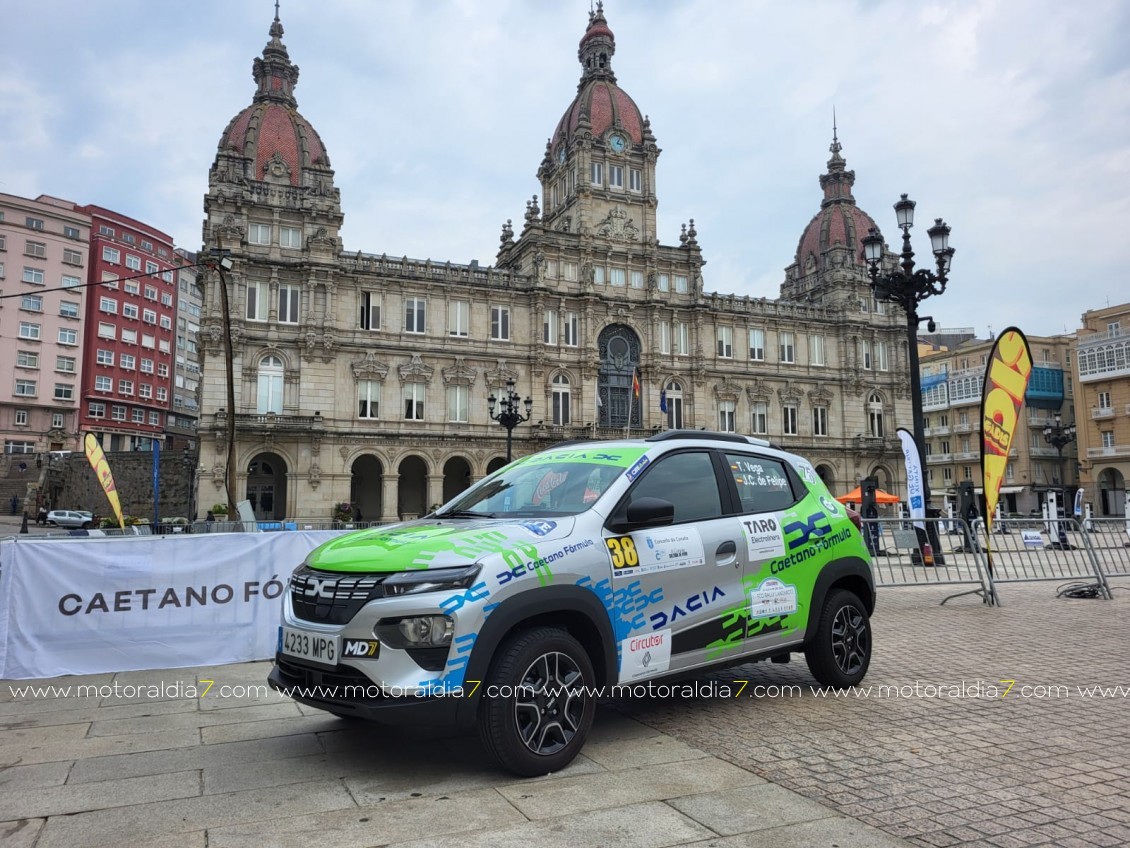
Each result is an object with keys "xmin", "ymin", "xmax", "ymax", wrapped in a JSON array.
[{"xmin": 439, "ymin": 459, "xmax": 625, "ymax": 518}]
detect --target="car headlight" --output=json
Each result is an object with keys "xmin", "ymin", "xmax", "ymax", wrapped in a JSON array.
[
  {"xmin": 376, "ymin": 615, "xmax": 455, "ymax": 648},
  {"xmin": 381, "ymin": 564, "xmax": 481, "ymax": 596}
]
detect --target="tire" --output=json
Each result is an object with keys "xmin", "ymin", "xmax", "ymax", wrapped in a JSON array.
[
  {"xmin": 477, "ymin": 626, "xmax": 596, "ymax": 777},
  {"xmin": 81, "ymin": 522, "xmax": 91, "ymax": 530},
  {"xmin": 804, "ymin": 588, "xmax": 871, "ymax": 688}
]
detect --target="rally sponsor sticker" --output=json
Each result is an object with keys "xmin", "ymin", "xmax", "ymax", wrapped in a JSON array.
[
  {"xmin": 619, "ymin": 628, "xmax": 672, "ymax": 682},
  {"xmin": 749, "ymin": 578, "xmax": 798, "ymax": 618},
  {"xmin": 607, "ymin": 528, "xmax": 706, "ymax": 578},
  {"xmin": 819, "ymin": 495, "xmax": 841, "ymax": 516},
  {"xmin": 739, "ymin": 514, "xmax": 786, "ymax": 561}
]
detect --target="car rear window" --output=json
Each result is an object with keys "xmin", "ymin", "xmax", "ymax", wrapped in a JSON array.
[{"xmin": 725, "ymin": 453, "xmax": 798, "ymax": 514}]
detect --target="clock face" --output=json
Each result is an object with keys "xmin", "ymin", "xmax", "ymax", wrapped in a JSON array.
[{"xmin": 608, "ymin": 133, "xmax": 626, "ymax": 153}]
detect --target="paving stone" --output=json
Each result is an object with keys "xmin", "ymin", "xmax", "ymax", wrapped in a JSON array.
[
  {"xmin": 0, "ymin": 818, "xmax": 44, "ymax": 848},
  {"xmin": 0, "ymin": 760, "xmax": 72, "ymax": 790},
  {"xmin": 207, "ymin": 787, "xmax": 525, "ymax": 848},
  {"xmin": 668, "ymin": 783, "xmax": 837, "ymax": 835},
  {"xmin": 68, "ymin": 733, "xmax": 323, "ymax": 784},
  {"xmin": 200, "ymin": 713, "xmax": 342, "ymax": 744},
  {"xmin": 1, "ymin": 728, "xmax": 202, "ymax": 766},
  {"xmin": 0, "ymin": 770, "xmax": 201, "ymax": 819},
  {"xmin": 686, "ymin": 816, "xmax": 912, "ymax": 847},
  {"xmin": 34, "ymin": 779, "xmax": 356, "ymax": 848},
  {"xmin": 0, "ymin": 695, "xmax": 197, "ymax": 726},
  {"xmin": 496, "ymin": 757, "xmax": 763, "ymax": 819},
  {"xmin": 88, "ymin": 701, "xmax": 300, "ymax": 736},
  {"xmin": 381, "ymin": 800, "xmax": 715, "ymax": 848},
  {"xmin": 577, "ymin": 731, "xmax": 711, "ymax": 769}
]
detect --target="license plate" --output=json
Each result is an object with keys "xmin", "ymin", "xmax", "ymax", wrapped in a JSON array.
[{"xmin": 279, "ymin": 626, "xmax": 340, "ymax": 666}]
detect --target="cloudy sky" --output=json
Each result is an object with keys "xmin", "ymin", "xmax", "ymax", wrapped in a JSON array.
[{"xmin": 3, "ymin": 0, "xmax": 1127, "ymax": 338}]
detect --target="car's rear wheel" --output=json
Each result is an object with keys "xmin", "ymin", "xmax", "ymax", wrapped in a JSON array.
[
  {"xmin": 804, "ymin": 588, "xmax": 871, "ymax": 688},
  {"xmin": 477, "ymin": 626, "xmax": 595, "ymax": 777},
  {"xmin": 81, "ymin": 522, "xmax": 91, "ymax": 529}
]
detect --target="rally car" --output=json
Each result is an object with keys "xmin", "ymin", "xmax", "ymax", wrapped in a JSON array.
[{"xmin": 269, "ymin": 430, "xmax": 874, "ymax": 776}]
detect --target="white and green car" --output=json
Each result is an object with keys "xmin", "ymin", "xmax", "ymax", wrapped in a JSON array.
[{"xmin": 269, "ymin": 430, "xmax": 875, "ymax": 776}]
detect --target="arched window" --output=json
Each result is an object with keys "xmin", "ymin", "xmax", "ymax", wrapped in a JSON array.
[
  {"xmin": 257, "ymin": 355, "xmax": 284, "ymax": 414},
  {"xmin": 665, "ymin": 380, "xmax": 684, "ymax": 429},
  {"xmin": 868, "ymin": 392, "xmax": 884, "ymax": 438},
  {"xmin": 552, "ymin": 374, "xmax": 571, "ymax": 425}
]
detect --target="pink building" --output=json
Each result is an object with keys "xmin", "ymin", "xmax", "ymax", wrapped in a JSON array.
[{"xmin": 1, "ymin": 193, "xmax": 90, "ymax": 456}]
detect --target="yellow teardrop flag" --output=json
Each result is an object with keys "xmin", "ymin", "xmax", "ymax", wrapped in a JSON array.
[{"xmin": 84, "ymin": 433, "xmax": 125, "ymax": 530}]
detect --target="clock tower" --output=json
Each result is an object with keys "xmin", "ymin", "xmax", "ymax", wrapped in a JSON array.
[{"xmin": 536, "ymin": 1, "xmax": 659, "ymax": 245}]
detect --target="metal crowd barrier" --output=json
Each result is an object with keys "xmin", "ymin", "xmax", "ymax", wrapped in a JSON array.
[
  {"xmin": 862, "ymin": 516, "xmax": 996, "ymax": 604},
  {"xmin": 970, "ymin": 517, "xmax": 1112, "ymax": 600},
  {"xmin": 862, "ymin": 515, "xmax": 1125, "ymax": 605},
  {"xmin": 1077, "ymin": 517, "xmax": 1130, "ymax": 580}
]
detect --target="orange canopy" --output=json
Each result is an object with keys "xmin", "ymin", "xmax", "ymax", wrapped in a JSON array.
[{"xmin": 836, "ymin": 486, "xmax": 901, "ymax": 504}]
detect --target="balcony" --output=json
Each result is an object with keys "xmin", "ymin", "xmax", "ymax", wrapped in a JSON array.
[
  {"xmin": 953, "ymin": 451, "xmax": 979, "ymax": 462},
  {"xmin": 951, "ymin": 422, "xmax": 973, "ymax": 433},
  {"xmin": 926, "ymin": 453, "xmax": 953, "ymax": 464},
  {"xmin": 1091, "ymin": 406, "xmax": 1114, "ymax": 420},
  {"xmin": 1087, "ymin": 445, "xmax": 1130, "ymax": 459}
]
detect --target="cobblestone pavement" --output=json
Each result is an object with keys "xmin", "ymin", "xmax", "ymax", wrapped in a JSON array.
[{"xmin": 613, "ymin": 581, "xmax": 1130, "ymax": 848}]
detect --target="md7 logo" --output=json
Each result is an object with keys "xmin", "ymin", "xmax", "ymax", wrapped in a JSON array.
[{"xmin": 782, "ymin": 512, "xmax": 831, "ymax": 550}]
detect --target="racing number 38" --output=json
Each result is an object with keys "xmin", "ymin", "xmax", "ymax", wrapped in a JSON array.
[{"xmin": 606, "ymin": 536, "xmax": 639, "ymax": 570}]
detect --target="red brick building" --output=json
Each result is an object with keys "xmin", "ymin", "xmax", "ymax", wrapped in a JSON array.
[{"xmin": 78, "ymin": 206, "xmax": 179, "ymax": 451}]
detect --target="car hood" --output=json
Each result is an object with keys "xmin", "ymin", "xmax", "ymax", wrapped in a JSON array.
[{"xmin": 305, "ymin": 516, "xmax": 579, "ymax": 573}]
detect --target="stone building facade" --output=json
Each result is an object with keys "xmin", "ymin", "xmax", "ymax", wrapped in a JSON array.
[
  {"xmin": 1075, "ymin": 302, "xmax": 1130, "ymax": 516},
  {"xmin": 194, "ymin": 6, "xmax": 913, "ymax": 522}
]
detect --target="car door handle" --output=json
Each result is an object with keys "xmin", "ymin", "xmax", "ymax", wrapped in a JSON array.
[{"xmin": 716, "ymin": 540, "xmax": 738, "ymax": 567}]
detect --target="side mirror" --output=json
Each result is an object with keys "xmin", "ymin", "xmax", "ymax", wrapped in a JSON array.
[{"xmin": 612, "ymin": 497, "xmax": 675, "ymax": 532}]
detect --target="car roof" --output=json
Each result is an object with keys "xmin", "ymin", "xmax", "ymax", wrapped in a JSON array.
[{"xmin": 546, "ymin": 430, "xmax": 795, "ymax": 461}]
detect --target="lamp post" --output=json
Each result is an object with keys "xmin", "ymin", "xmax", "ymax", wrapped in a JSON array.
[
  {"xmin": 861, "ymin": 194, "xmax": 954, "ymax": 551},
  {"xmin": 1042, "ymin": 412, "xmax": 1076, "ymax": 508},
  {"xmin": 207, "ymin": 248, "xmax": 238, "ymax": 517},
  {"xmin": 488, "ymin": 377, "xmax": 532, "ymax": 463}
]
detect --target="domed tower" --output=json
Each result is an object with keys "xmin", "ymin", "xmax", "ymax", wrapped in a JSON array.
[
  {"xmin": 203, "ymin": 9, "xmax": 342, "ymax": 256},
  {"xmin": 535, "ymin": 1, "xmax": 659, "ymax": 244},
  {"xmin": 780, "ymin": 130, "xmax": 880, "ymax": 308}
]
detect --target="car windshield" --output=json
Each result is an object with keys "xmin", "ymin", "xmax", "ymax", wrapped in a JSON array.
[{"xmin": 438, "ymin": 459, "xmax": 623, "ymax": 518}]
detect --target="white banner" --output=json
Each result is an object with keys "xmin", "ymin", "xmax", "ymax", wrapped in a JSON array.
[
  {"xmin": 897, "ymin": 427, "xmax": 926, "ymax": 530},
  {"xmin": 0, "ymin": 532, "xmax": 347, "ymax": 679}
]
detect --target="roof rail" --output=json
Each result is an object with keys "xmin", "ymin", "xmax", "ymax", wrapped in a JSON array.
[{"xmin": 645, "ymin": 429, "xmax": 771, "ymax": 447}]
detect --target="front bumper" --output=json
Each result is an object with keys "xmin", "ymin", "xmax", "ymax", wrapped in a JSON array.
[{"xmin": 268, "ymin": 655, "xmax": 468, "ymax": 727}]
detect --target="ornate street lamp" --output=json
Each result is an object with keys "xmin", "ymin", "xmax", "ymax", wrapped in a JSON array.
[
  {"xmin": 1042, "ymin": 412, "xmax": 1076, "ymax": 502},
  {"xmin": 488, "ymin": 377, "xmax": 533, "ymax": 463},
  {"xmin": 862, "ymin": 194, "xmax": 954, "ymax": 551}
]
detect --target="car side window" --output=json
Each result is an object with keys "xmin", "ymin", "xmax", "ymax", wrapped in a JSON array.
[
  {"xmin": 725, "ymin": 453, "xmax": 798, "ymax": 514},
  {"xmin": 627, "ymin": 451, "xmax": 722, "ymax": 523}
]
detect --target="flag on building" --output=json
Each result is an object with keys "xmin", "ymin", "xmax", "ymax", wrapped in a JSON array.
[
  {"xmin": 659, "ymin": 388, "xmax": 668, "ymax": 413},
  {"xmin": 632, "ymin": 370, "xmax": 640, "ymax": 398}
]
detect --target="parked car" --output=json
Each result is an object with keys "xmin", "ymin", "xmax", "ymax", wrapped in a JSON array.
[
  {"xmin": 46, "ymin": 510, "xmax": 94, "ymax": 529},
  {"xmin": 269, "ymin": 431, "xmax": 875, "ymax": 776}
]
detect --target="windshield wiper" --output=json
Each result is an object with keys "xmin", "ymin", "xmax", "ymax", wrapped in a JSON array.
[{"xmin": 436, "ymin": 509, "xmax": 495, "ymax": 519}]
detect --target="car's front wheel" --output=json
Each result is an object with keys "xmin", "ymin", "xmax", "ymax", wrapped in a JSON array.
[
  {"xmin": 477, "ymin": 626, "xmax": 595, "ymax": 777},
  {"xmin": 804, "ymin": 588, "xmax": 871, "ymax": 688}
]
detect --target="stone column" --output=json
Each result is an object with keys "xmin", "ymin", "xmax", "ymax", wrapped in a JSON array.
[
  {"xmin": 381, "ymin": 473, "xmax": 399, "ymax": 523},
  {"xmin": 427, "ymin": 474, "xmax": 444, "ymax": 513}
]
